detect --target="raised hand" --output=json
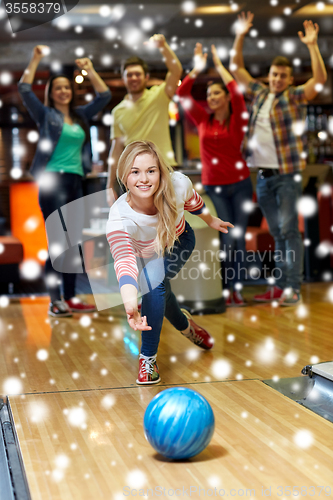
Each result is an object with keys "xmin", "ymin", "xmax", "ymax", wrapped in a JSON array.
[
  {"xmin": 298, "ymin": 20, "xmax": 319, "ymax": 46},
  {"xmin": 211, "ymin": 44, "xmax": 223, "ymax": 71},
  {"xmin": 126, "ymin": 308, "xmax": 152, "ymax": 331},
  {"xmin": 75, "ymin": 58, "xmax": 94, "ymax": 72},
  {"xmin": 32, "ymin": 45, "xmax": 50, "ymax": 60},
  {"xmin": 144, "ymin": 33, "xmax": 166, "ymax": 49},
  {"xmin": 193, "ymin": 42, "xmax": 207, "ymax": 73},
  {"xmin": 235, "ymin": 11, "xmax": 254, "ymax": 36},
  {"xmin": 209, "ymin": 217, "xmax": 234, "ymax": 234}
]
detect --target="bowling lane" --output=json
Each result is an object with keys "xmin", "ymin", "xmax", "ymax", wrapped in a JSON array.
[
  {"xmin": 1, "ymin": 284, "xmax": 333, "ymax": 395},
  {"xmin": 9, "ymin": 380, "xmax": 333, "ymax": 500}
]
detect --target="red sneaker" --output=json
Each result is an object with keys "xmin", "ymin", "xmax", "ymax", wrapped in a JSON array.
[
  {"xmin": 180, "ymin": 309, "xmax": 214, "ymax": 350},
  {"xmin": 232, "ymin": 290, "xmax": 246, "ymax": 307},
  {"xmin": 224, "ymin": 290, "xmax": 232, "ymax": 306},
  {"xmin": 253, "ymin": 286, "xmax": 283, "ymax": 302},
  {"xmin": 65, "ymin": 297, "xmax": 96, "ymax": 313},
  {"xmin": 136, "ymin": 354, "xmax": 161, "ymax": 385}
]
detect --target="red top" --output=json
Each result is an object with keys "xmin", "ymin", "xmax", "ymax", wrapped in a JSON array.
[{"xmin": 177, "ymin": 76, "xmax": 250, "ymax": 185}]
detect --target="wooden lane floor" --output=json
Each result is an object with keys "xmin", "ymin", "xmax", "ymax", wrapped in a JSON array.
[
  {"xmin": 1, "ymin": 283, "xmax": 333, "ymax": 395},
  {"xmin": 9, "ymin": 380, "xmax": 333, "ymax": 500}
]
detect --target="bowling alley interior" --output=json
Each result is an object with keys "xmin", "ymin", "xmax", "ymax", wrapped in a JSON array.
[{"xmin": 1, "ymin": 0, "xmax": 333, "ymax": 498}]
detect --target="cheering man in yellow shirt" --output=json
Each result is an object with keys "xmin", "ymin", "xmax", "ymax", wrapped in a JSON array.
[{"xmin": 106, "ymin": 34, "xmax": 182, "ymax": 205}]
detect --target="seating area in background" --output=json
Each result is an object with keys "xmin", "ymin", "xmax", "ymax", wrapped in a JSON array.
[
  {"xmin": 245, "ymin": 182, "xmax": 333, "ymax": 280},
  {"xmin": 0, "ymin": 235, "xmax": 23, "ymax": 290}
]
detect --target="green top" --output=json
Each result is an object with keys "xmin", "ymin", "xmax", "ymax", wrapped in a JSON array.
[{"xmin": 46, "ymin": 122, "xmax": 86, "ymax": 176}]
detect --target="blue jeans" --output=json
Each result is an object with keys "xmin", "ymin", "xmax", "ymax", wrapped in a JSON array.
[
  {"xmin": 39, "ymin": 172, "xmax": 84, "ymax": 302},
  {"xmin": 204, "ymin": 177, "xmax": 253, "ymax": 288},
  {"xmin": 139, "ymin": 222, "xmax": 195, "ymax": 357},
  {"xmin": 256, "ymin": 172, "xmax": 303, "ymax": 290}
]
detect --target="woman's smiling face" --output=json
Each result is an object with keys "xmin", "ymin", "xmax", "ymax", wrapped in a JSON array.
[
  {"xmin": 206, "ymin": 83, "xmax": 229, "ymax": 111},
  {"xmin": 126, "ymin": 153, "xmax": 161, "ymax": 204},
  {"xmin": 50, "ymin": 77, "xmax": 73, "ymax": 107}
]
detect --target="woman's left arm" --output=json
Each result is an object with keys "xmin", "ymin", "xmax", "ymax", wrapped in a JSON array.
[
  {"xmin": 75, "ymin": 58, "xmax": 111, "ymax": 119},
  {"xmin": 183, "ymin": 177, "xmax": 234, "ymax": 233},
  {"xmin": 76, "ymin": 58, "xmax": 109, "ymax": 93},
  {"xmin": 197, "ymin": 209, "xmax": 234, "ymax": 234}
]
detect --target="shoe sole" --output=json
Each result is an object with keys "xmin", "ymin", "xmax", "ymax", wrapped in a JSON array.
[
  {"xmin": 253, "ymin": 298, "xmax": 278, "ymax": 302},
  {"xmin": 136, "ymin": 377, "xmax": 161, "ymax": 385},
  {"xmin": 48, "ymin": 311, "xmax": 73, "ymax": 317},
  {"xmin": 279, "ymin": 301, "xmax": 302, "ymax": 307},
  {"xmin": 69, "ymin": 308, "xmax": 96, "ymax": 313}
]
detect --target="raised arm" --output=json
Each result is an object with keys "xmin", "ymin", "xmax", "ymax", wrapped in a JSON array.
[
  {"xmin": 75, "ymin": 58, "xmax": 109, "ymax": 94},
  {"xmin": 229, "ymin": 11, "xmax": 255, "ymax": 87},
  {"xmin": 298, "ymin": 20, "xmax": 327, "ymax": 101},
  {"xmin": 177, "ymin": 43, "xmax": 209, "ymax": 126},
  {"xmin": 146, "ymin": 34, "xmax": 183, "ymax": 99},
  {"xmin": 18, "ymin": 46, "xmax": 50, "ymax": 124},
  {"xmin": 106, "ymin": 137, "xmax": 124, "ymax": 205},
  {"xmin": 211, "ymin": 44, "xmax": 234, "ymax": 86},
  {"xmin": 19, "ymin": 45, "xmax": 49, "ymax": 84},
  {"xmin": 188, "ymin": 42, "xmax": 208, "ymax": 80}
]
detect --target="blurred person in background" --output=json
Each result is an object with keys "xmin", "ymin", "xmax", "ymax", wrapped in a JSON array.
[
  {"xmin": 19, "ymin": 45, "xmax": 111, "ymax": 317},
  {"xmin": 106, "ymin": 34, "xmax": 182, "ymax": 205},
  {"xmin": 177, "ymin": 43, "xmax": 252, "ymax": 306},
  {"xmin": 230, "ymin": 12, "xmax": 327, "ymax": 306}
]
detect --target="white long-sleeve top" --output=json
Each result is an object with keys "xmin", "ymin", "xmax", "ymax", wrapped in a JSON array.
[{"xmin": 106, "ymin": 171, "xmax": 205, "ymax": 289}]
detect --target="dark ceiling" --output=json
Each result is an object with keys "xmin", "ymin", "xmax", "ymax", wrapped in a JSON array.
[
  {"xmin": 1, "ymin": 0, "xmax": 333, "ymax": 67},
  {"xmin": 0, "ymin": 0, "xmax": 333, "ymax": 107}
]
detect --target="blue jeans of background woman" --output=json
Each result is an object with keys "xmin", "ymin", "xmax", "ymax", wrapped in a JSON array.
[
  {"xmin": 38, "ymin": 172, "xmax": 84, "ymax": 302},
  {"xmin": 204, "ymin": 177, "xmax": 253, "ymax": 289},
  {"xmin": 139, "ymin": 222, "xmax": 195, "ymax": 357}
]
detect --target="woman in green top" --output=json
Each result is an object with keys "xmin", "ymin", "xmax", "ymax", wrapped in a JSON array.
[{"xmin": 19, "ymin": 45, "xmax": 111, "ymax": 317}]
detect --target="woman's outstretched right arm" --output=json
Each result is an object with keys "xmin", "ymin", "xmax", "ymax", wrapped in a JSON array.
[
  {"xmin": 20, "ymin": 45, "xmax": 49, "ymax": 84},
  {"xmin": 106, "ymin": 222, "xmax": 152, "ymax": 332},
  {"xmin": 120, "ymin": 284, "xmax": 152, "ymax": 331}
]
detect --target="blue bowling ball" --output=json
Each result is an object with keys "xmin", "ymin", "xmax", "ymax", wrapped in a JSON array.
[{"xmin": 143, "ymin": 387, "xmax": 215, "ymax": 460}]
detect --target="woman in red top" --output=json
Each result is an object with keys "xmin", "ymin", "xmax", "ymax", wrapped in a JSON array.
[{"xmin": 177, "ymin": 43, "xmax": 253, "ymax": 306}]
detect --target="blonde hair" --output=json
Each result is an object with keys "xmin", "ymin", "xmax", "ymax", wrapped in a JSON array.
[{"xmin": 117, "ymin": 141, "xmax": 178, "ymax": 254}]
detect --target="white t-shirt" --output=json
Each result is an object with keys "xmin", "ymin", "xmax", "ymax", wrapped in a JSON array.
[
  {"xmin": 106, "ymin": 172, "xmax": 204, "ymax": 288},
  {"xmin": 249, "ymin": 93, "xmax": 279, "ymax": 169}
]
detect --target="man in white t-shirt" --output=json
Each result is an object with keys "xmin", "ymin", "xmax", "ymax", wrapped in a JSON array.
[{"xmin": 230, "ymin": 12, "xmax": 327, "ymax": 306}]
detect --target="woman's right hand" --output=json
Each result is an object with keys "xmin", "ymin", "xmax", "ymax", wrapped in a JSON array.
[
  {"xmin": 32, "ymin": 45, "xmax": 50, "ymax": 61},
  {"xmin": 126, "ymin": 308, "xmax": 152, "ymax": 331},
  {"xmin": 193, "ymin": 42, "xmax": 207, "ymax": 74}
]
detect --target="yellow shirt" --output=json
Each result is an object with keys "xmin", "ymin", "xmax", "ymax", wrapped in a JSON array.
[{"xmin": 111, "ymin": 82, "xmax": 177, "ymax": 166}]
